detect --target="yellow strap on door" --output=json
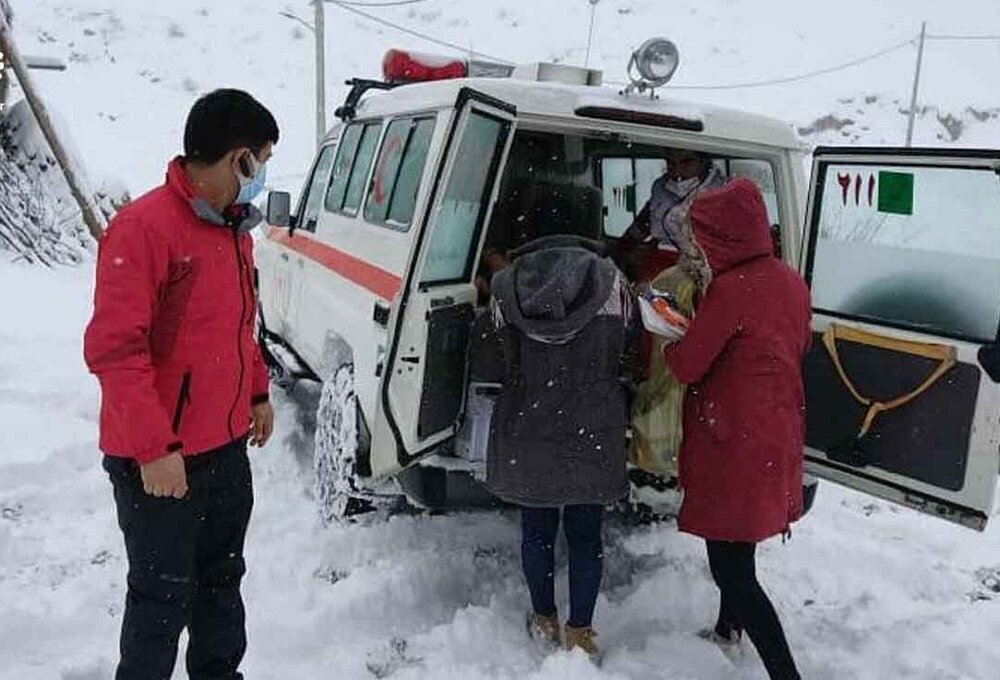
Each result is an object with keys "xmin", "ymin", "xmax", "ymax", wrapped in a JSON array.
[{"xmin": 822, "ymin": 324, "xmax": 957, "ymax": 438}]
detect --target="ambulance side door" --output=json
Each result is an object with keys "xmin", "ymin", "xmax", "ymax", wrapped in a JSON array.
[
  {"xmin": 801, "ymin": 147, "xmax": 1000, "ymax": 530},
  {"xmin": 369, "ymin": 88, "xmax": 516, "ymax": 479}
]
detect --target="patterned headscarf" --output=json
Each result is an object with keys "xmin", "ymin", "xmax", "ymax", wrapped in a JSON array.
[{"xmin": 665, "ymin": 189, "xmax": 714, "ymax": 297}]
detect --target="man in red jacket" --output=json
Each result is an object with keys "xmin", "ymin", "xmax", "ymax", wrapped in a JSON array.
[{"xmin": 84, "ymin": 89, "xmax": 278, "ymax": 680}]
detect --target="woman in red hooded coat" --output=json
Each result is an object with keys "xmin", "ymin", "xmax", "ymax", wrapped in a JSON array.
[{"xmin": 665, "ymin": 179, "xmax": 811, "ymax": 680}]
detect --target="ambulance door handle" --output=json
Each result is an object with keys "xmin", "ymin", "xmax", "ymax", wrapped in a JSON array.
[
  {"xmin": 373, "ymin": 301, "xmax": 391, "ymax": 328},
  {"xmin": 280, "ymin": 252, "xmax": 289, "ymax": 262}
]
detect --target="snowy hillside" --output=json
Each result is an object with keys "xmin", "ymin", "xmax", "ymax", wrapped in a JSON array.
[
  {"xmin": 3, "ymin": 1, "xmax": 1000, "ymax": 679},
  {"xmin": 6, "ymin": 0, "xmax": 1000, "ymax": 199}
]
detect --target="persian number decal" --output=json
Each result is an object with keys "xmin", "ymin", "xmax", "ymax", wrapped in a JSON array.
[{"xmin": 836, "ymin": 170, "xmax": 911, "ymax": 212}]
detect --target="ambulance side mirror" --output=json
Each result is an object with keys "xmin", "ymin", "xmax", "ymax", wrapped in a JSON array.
[{"xmin": 266, "ymin": 191, "xmax": 293, "ymax": 228}]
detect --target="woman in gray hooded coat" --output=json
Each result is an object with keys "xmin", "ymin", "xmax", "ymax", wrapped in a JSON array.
[{"xmin": 471, "ymin": 235, "xmax": 635, "ymax": 658}]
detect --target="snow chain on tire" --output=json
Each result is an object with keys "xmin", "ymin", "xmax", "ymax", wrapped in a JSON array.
[
  {"xmin": 313, "ymin": 364, "xmax": 364, "ymax": 524},
  {"xmin": 313, "ymin": 364, "xmax": 400, "ymax": 523}
]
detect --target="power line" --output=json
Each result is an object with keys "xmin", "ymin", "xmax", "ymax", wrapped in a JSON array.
[
  {"xmin": 279, "ymin": 9, "xmax": 315, "ymax": 33},
  {"xmin": 326, "ymin": 0, "xmax": 512, "ymax": 64},
  {"xmin": 318, "ymin": 7, "xmax": 938, "ymax": 94},
  {"xmin": 926, "ymin": 34, "xmax": 1000, "ymax": 42},
  {"xmin": 666, "ymin": 38, "xmax": 916, "ymax": 90}
]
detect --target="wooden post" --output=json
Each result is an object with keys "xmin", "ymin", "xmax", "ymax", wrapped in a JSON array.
[
  {"xmin": 0, "ymin": 57, "xmax": 9, "ymax": 113},
  {"xmin": 0, "ymin": 1, "xmax": 10, "ymax": 111},
  {"xmin": 0, "ymin": 13, "xmax": 105, "ymax": 239}
]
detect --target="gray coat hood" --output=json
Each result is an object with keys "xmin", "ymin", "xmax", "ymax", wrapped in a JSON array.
[{"xmin": 491, "ymin": 235, "xmax": 619, "ymax": 344}]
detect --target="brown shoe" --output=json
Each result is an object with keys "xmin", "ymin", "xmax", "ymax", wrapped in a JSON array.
[
  {"xmin": 526, "ymin": 612, "xmax": 561, "ymax": 646},
  {"xmin": 564, "ymin": 624, "xmax": 600, "ymax": 659}
]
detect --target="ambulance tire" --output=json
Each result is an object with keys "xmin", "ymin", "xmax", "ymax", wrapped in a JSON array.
[{"xmin": 313, "ymin": 364, "xmax": 374, "ymax": 523}]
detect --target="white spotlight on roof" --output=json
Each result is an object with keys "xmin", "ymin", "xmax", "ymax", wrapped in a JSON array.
[{"xmin": 624, "ymin": 37, "xmax": 680, "ymax": 97}]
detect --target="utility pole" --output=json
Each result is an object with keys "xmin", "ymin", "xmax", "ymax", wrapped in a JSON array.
[
  {"xmin": 314, "ymin": 0, "xmax": 326, "ymax": 148},
  {"xmin": 905, "ymin": 21, "xmax": 927, "ymax": 148},
  {"xmin": 0, "ymin": 14, "xmax": 105, "ymax": 239},
  {"xmin": 584, "ymin": 0, "xmax": 600, "ymax": 68}
]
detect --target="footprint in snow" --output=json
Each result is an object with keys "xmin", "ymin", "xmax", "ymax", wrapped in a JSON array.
[
  {"xmin": 60, "ymin": 658, "xmax": 114, "ymax": 680},
  {"xmin": 365, "ymin": 637, "xmax": 423, "ymax": 679},
  {"xmin": 969, "ymin": 566, "xmax": 1000, "ymax": 602},
  {"xmin": 313, "ymin": 565, "xmax": 351, "ymax": 585},
  {"xmin": 1, "ymin": 503, "xmax": 24, "ymax": 522}
]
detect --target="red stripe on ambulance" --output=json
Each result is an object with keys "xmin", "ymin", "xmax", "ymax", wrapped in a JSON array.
[{"xmin": 267, "ymin": 227, "xmax": 402, "ymax": 300}]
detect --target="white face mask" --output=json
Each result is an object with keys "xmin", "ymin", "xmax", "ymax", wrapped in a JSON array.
[{"xmin": 666, "ymin": 176, "xmax": 700, "ymax": 196}]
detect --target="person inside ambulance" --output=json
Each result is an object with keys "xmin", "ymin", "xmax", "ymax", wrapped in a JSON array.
[
  {"xmin": 474, "ymin": 246, "xmax": 512, "ymax": 304},
  {"xmin": 613, "ymin": 148, "xmax": 726, "ymax": 284}
]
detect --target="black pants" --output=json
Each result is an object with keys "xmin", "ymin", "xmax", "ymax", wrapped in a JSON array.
[
  {"xmin": 104, "ymin": 438, "xmax": 254, "ymax": 680},
  {"xmin": 706, "ymin": 540, "xmax": 801, "ymax": 680},
  {"xmin": 521, "ymin": 505, "xmax": 604, "ymax": 629}
]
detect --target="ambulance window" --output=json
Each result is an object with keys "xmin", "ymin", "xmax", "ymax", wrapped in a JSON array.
[
  {"xmin": 325, "ymin": 121, "xmax": 382, "ymax": 215},
  {"xmin": 364, "ymin": 115, "xmax": 436, "ymax": 231},
  {"xmin": 729, "ymin": 159, "xmax": 779, "ymax": 225},
  {"xmin": 298, "ymin": 144, "xmax": 337, "ymax": 233},
  {"xmin": 342, "ymin": 123, "xmax": 383, "ymax": 214},
  {"xmin": 601, "ymin": 157, "xmax": 667, "ymax": 238},
  {"xmin": 808, "ymin": 163, "xmax": 1000, "ymax": 342},
  {"xmin": 600, "ymin": 157, "xmax": 780, "ymax": 238},
  {"xmin": 389, "ymin": 118, "xmax": 436, "ymax": 227},
  {"xmin": 421, "ymin": 111, "xmax": 509, "ymax": 285},
  {"xmin": 636, "ymin": 158, "xmax": 668, "ymax": 220},
  {"xmin": 324, "ymin": 123, "xmax": 363, "ymax": 212}
]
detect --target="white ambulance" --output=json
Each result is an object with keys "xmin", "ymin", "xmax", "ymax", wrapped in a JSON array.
[{"xmin": 256, "ymin": 41, "xmax": 1000, "ymax": 526}]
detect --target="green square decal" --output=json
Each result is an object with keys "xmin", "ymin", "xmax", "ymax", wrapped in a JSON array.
[{"xmin": 878, "ymin": 171, "xmax": 914, "ymax": 215}]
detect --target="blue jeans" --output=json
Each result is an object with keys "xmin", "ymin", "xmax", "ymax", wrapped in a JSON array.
[{"xmin": 521, "ymin": 504, "xmax": 604, "ymax": 629}]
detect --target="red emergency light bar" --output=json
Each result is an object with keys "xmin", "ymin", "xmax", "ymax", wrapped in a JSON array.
[{"xmin": 382, "ymin": 49, "xmax": 467, "ymax": 84}]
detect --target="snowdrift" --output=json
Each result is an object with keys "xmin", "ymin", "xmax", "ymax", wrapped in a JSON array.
[{"xmin": 0, "ymin": 99, "xmax": 124, "ymax": 265}]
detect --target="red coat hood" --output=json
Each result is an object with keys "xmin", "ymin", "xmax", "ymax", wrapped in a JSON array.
[{"xmin": 690, "ymin": 178, "xmax": 774, "ymax": 275}]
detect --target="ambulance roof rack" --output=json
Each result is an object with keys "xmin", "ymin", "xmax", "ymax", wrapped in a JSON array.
[
  {"xmin": 335, "ymin": 78, "xmax": 399, "ymax": 122},
  {"xmin": 335, "ymin": 49, "xmax": 605, "ymax": 122},
  {"xmin": 379, "ymin": 48, "xmax": 605, "ymax": 87},
  {"xmin": 335, "ymin": 39, "xmax": 677, "ymax": 123}
]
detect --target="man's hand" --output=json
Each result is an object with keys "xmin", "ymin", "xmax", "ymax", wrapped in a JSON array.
[
  {"xmin": 250, "ymin": 401, "xmax": 274, "ymax": 447},
  {"xmin": 140, "ymin": 451, "xmax": 188, "ymax": 499}
]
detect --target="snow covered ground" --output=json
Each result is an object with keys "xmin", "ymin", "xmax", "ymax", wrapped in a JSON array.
[
  {"xmin": 3, "ymin": 0, "xmax": 1000, "ymax": 678},
  {"xmin": 3, "ymin": 261, "xmax": 1000, "ymax": 680}
]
